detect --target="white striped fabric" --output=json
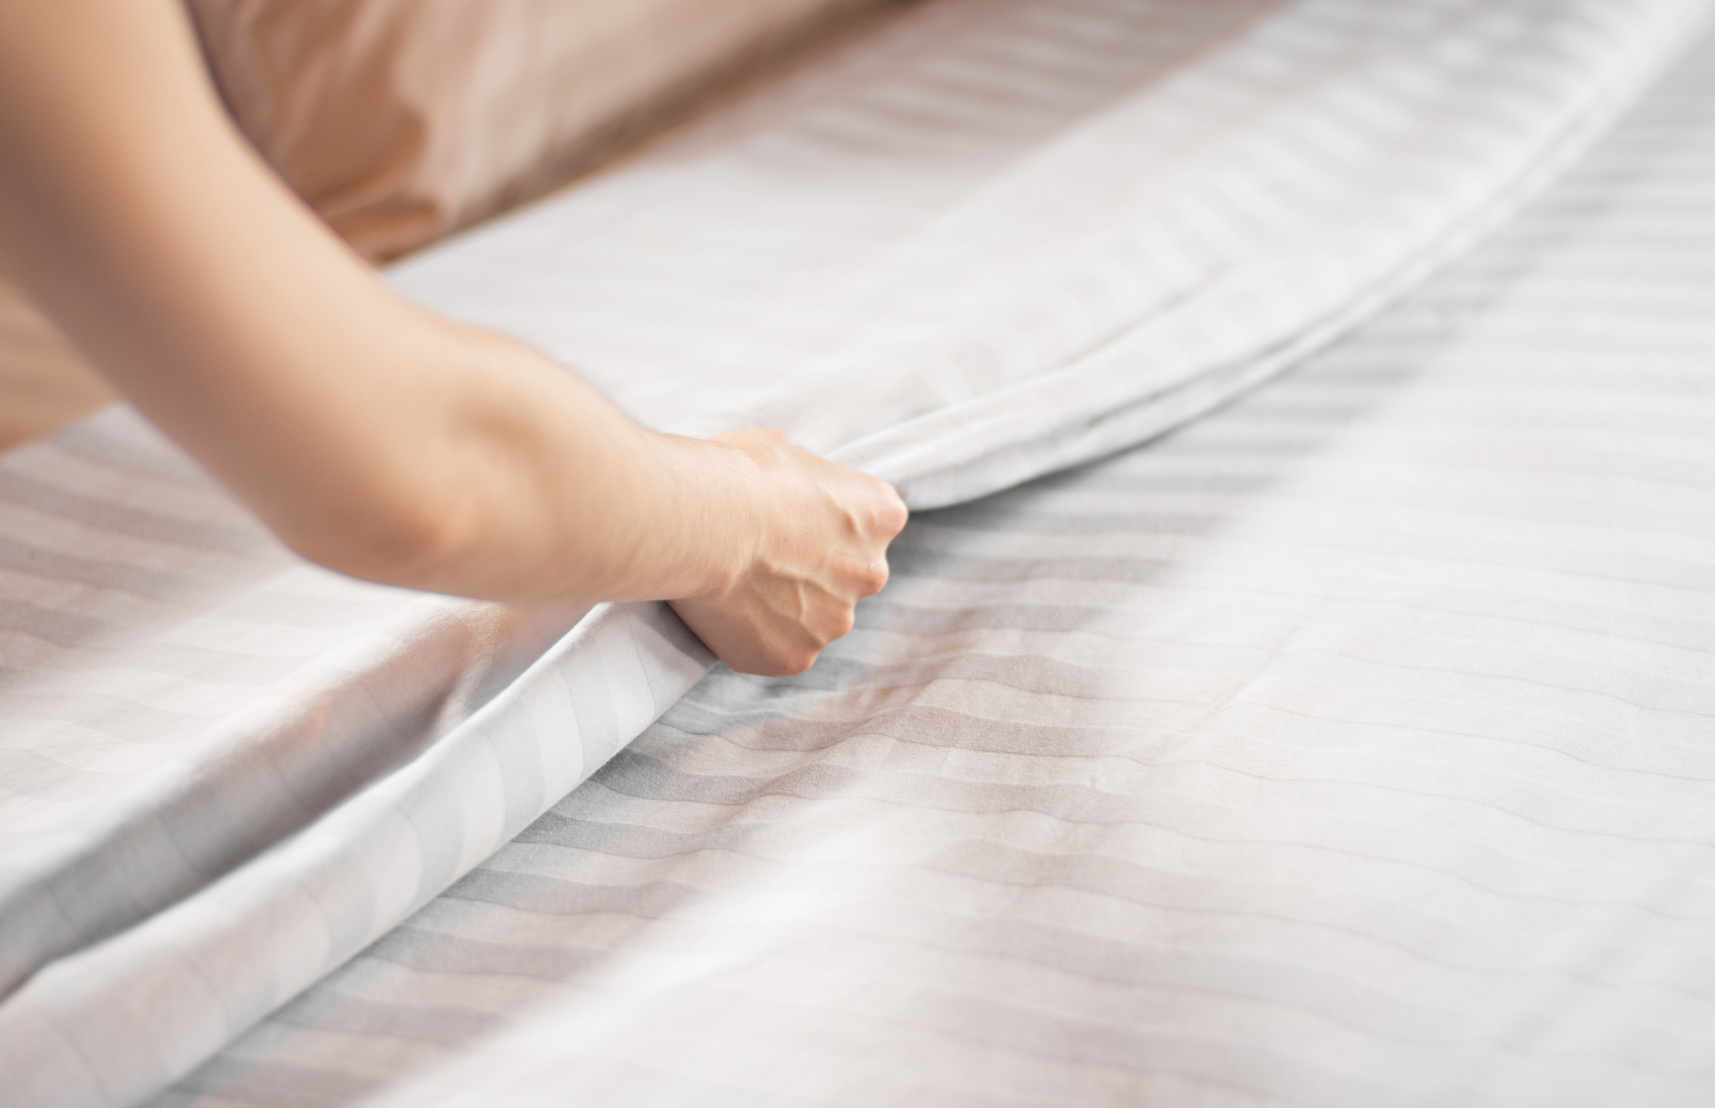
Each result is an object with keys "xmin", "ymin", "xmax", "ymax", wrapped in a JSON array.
[
  {"xmin": 164, "ymin": 21, "xmax": 1715, "ymax": 1105},
  {"xmin": 2, "ymin": 0, "xmax": 1710, "ymax": 1105}
]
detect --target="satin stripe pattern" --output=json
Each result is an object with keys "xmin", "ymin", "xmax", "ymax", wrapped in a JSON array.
[
  {"xmin": 2, "ymin": 1, "xmax": 1711, "ymax": 1105},
  {"xmin": 171, "ymin": 23, "xmax": 1715, "ymax": 1105}
]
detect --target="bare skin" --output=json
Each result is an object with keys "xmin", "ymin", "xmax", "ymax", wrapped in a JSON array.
[{"xmin": 0, "ymin": 0, "xmax": 906, "ymax": 676}]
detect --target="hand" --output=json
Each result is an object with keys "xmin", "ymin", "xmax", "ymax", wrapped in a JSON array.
[{"xmin": 670, "ymin": 428, "xmax": 907, "ymax": 676}]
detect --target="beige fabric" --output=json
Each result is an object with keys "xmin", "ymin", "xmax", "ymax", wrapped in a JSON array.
[
  {"xmin": 0, "ymin": 0, "xmax": 901, "ymax": 452},
  {"xmin": 187, "ymin": 0, "xmax": 905, "ymax": 261}
]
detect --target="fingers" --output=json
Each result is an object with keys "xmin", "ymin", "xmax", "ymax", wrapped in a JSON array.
[
  {"xmin": 669, "ymin": 595, "xmax": 824, "ymax": 677},
  {"xmin": 869, "ymin": 482, "xmax": 909, "ymax": 542},
  {"xmin": 674, "ymin": 554, "xmax": 874, "ymax": 675},
  {"xmin": 673, "ymin": 426, "xmax": 909, "ymax": 676}
]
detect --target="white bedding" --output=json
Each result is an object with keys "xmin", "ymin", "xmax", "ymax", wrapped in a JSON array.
[
  {"xmin": 170, "ymin": 27, "xmax": 1715, "ymax": 1104},
  {"xmin": 2, "ymin": 1, "xmax": 1713, "ymax": 1105}
]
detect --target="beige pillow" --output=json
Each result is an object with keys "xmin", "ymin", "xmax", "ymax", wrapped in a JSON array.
[
  {"xmin": 188, "ymin": 0, "xmax": 899, "ymax": 260},
  {"xmin": 0, "ymin": 0, "xmax": 904, "ymax": 450}
]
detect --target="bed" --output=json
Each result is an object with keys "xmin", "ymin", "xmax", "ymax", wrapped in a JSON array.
[{"xmin": 3, "ymin": 1, "xmax": 1715, "ymax": 1105}]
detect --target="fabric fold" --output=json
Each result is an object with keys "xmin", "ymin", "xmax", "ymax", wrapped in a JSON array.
[{"xmin": 2, "ymin": 0, "xmax": 1711, "ymax": 1104}]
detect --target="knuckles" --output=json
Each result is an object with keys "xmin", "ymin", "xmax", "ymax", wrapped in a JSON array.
[
  {"xmin": 860, "ymin": 487, "xmax": 909, "ymax": 538},
  {"xmin": 858, "ymin": 561, "xmax": 889, "ymax": 595},
  {"xmin": 878, "ymin": 496, "xmax": 909, "ymax": 536},
  {"xmin": 695, "ymin": 433, "xmax": 906, "ymax": 678},
  {"xmin": 737, "ymin": 603, "xmax": 854, "ymax": 677}
]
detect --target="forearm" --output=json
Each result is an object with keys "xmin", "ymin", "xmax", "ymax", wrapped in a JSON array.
[
  {"xmin": 0, "ymin": 0, "xmax": 753, "ymax": 607},
  {"xmin": 0, "ymin": 0, "xmax": 906, "ymax": 675},
  {"xmin": 351, "ymin": 321, "xmax": 762, "ymax": 605}
]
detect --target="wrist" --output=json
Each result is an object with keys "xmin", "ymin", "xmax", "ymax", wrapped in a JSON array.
[{"xmin": 654, "ymin": 432, "xmax": 761, "ymax": 600}]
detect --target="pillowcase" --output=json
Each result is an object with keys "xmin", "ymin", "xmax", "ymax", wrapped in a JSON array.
[
  {"xmin": 0, "ymin": 0, "xmax": 904, "ymax": 453},
  {"xmin": 188, "ymin": 0, "xmax": 900, "ymax": 260}
]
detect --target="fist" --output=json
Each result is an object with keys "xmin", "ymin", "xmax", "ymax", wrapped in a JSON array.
[{"xmin": 670, "ymin": 428, "xmax": 907, "ymax": 676}]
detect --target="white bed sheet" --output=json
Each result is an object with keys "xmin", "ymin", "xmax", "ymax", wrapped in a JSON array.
[
  {"xmin": 169, "ymin": 23, "xmax": 1715, "ymax": 1104},
  {"xmin": 1, "ymin": 0, "xmax": 1711, "ymax": 1104}
]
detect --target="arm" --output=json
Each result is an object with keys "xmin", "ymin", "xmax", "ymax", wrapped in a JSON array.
[{"xmin": 0, "ymin": 0, "xmax": 904, "ymax": 675}]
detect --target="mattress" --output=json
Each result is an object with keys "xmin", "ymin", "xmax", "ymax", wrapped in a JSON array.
[{"xmin": 3, "ymin": 0, "xmax": 1714, "ymax": 1104}]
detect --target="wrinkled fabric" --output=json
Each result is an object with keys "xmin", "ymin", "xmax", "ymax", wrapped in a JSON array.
[
  {"xmin": 2, "ymin": 1, "xmax": 1711, "ymax": 1105},
  {"xmin": 177, "ymin": 31, "xmax": 1715, "ymax": 1103}
]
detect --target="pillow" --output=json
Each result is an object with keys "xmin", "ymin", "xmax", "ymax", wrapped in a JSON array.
[
  {"xmin": 0, "ymin": 0, "xmax": 905, "ymax": 454},
  {"xmin": 188, "ymin": 0, "xmax": 903, "ymax": 260}
]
